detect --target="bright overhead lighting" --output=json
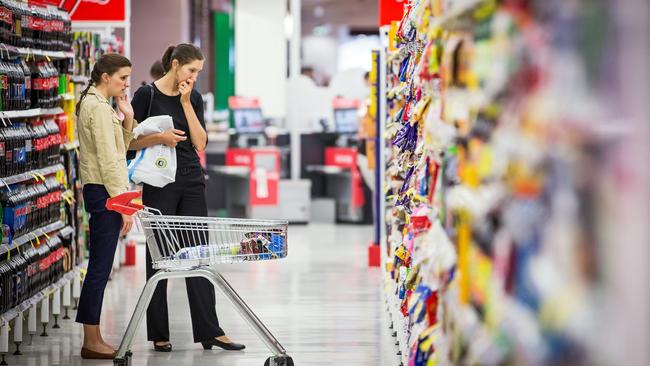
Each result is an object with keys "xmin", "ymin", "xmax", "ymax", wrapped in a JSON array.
[{"xmin": 284, "ymin": 14, "xmax": 294, "ymax": 39}]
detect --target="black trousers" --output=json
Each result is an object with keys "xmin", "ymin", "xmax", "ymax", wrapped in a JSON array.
[
  {"xmin": 142, "ymin": 166, "xmax": 225, "ymax": 343},
  {"xmin": 76, "ymin": 184, "xmax": 122, "ymax": 325}
]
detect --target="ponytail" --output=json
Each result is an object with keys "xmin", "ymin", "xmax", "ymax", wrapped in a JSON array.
[
  {"xmin": 161, "ymin": 45, "xmax": 176, "ymax": 73},
  {"xmin": 160, "ymin": 43, "xmax": 204, "ymax": 73},
  {"xmin": 75, "ymin": 81, "xmax": 93, "ymax": 117}
]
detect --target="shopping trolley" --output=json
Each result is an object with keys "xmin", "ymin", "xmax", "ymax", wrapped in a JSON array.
[{"xmin": 106, "ymin": 191, "xmax": 294, "ymax": 366}]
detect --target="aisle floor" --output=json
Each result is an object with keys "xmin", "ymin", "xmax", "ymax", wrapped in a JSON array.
[{"xmin": 4, "ymin": 223, "xmax": 398, "ymax": 366}]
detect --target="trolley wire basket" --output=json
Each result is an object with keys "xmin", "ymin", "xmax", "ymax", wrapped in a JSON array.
[
  {"xmin": 139, "ymin": 208, "xmax": 288, "ymax": 269},
  {"xmin": 106, "ymin": 191, "xmax": 294, "ymax": 366}
]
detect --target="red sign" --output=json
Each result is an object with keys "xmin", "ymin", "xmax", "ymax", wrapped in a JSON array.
[
  {"xmin": 228, "ymin": 96, "xmax": 261, "ymax": 110},
  {"xmin": 332, "ymin": 97, "xmax": 360, "ymax": 110},
  {"xmin": 28, "ymin": 0, "xmax": 59, "ymax": 6},
  {"xmin": 59, "ymin": 0, "xmax": 126, "ymax": 22},
  {"xmin": 325, "ymin": 147, "xmax": 365, "ymax": 208},
  {"xmin": 379, "ymin": 0, "xmax": 406, "ymax": 26},
  {"xmin": 225, "ymin": 148, "xmax": 280, "ymax": 206}
]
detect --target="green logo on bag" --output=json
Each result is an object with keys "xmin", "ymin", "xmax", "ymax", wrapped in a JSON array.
[{"xmin": 155, "ymin": 158, "xmax": 168, "ymax": 169}]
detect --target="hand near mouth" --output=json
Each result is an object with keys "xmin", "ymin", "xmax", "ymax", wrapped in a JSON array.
[
  {"xmin": 116, "ymin": 94, "xmax": 134, "ymax": 120},
  {"xmin": 179, "ymin": 79, "xmax": 194, "ymax": 104}
]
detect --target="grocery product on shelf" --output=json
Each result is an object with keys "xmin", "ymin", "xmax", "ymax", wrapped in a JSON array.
[
  {"xmin": 72, "ymin": 31, "xmax": 104, "ymax": 78},
  {"xmin": 382, "ymin": 0, "xmax": 610, "ymax": 364},
  {"xmin": 0, "ymin": 2, "xmax": 101, "ymax": 352},
  {"xmin": 0, "ymin": 0, "xmax": 72, "ymax": 51}
]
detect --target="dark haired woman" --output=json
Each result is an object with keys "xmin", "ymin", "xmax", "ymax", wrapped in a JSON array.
[
  {"xmin": 129, "ymin": 43, "xmax": 245, "ymax": 352},
  {"xmin": 75, "ymin": 53, "xmax": 136, "ymax": 359}
]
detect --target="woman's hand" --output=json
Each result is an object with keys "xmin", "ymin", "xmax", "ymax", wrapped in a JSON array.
[
  {"xmin": 117, "ymin": 94, "xmax": 135, "ymax": 120},
  {"xmin": 159, "ymin": 128, "xmax": 187, "ymax": 147},
  {"xmin": 120, "ymin": 214, "xmax": 133, "ymax": 236},
  {"xmin": 178, "ymin": 79, "xmax": 194, "ymax": 105}
]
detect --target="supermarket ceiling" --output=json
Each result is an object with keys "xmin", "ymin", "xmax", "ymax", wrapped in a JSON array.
[{"xmin": 301, "ymin": 0, "xmax": 379, "ymax": 34}]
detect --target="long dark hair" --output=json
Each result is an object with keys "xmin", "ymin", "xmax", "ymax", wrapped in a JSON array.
[
  {"xmin": 161, "ymin": 43, "xmax": 204, "ymax": 73},
  {"xmin": 76, "ymin": 53, "xmax": 132, "ymax": 116}
]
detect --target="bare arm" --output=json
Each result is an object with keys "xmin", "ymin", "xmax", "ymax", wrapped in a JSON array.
[
  {"xmin": 179, "ymin": 80, "xmax": 207, "ymax": 151},
  {"xmin": 128, "ymin": 133, "xmax": 163, "ymax": 151},
  {"xmin": 128, "ymin": 128, "xmax": 187, "ymax": 150},
  {"xmin": 117, "ymin": 94, "xmax": 135, "ymax": 132}
]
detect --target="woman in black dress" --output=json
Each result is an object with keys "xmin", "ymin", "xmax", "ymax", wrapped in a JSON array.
[{"xmin": 129, "ymin": 43, "xmax": 244, "ymax": 352}]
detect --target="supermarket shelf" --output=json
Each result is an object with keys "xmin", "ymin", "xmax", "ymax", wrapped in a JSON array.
[
  {"xmin": 0, "ymin": 221, "xmax": 68, "ymax": 256},
  {"xmin": 1, "ymin": 43, "xmax": 74, "ymax": 60},
  {"xmin": 61, "ymin": 93, "xmax": 76, "ymax": 101},
  {"xmin": 1, "ymin": 107, "xmax": 64, "ymax": 119},
  {"xmin": 0, "ymin": 163, "xmax": 65, "ymax": 186},
  {"xmin": 430, "ymin": 0, "xmax": 488, "ymax": 30},
  {"xmin": 62, "ymin": 189, "xmax": 75, "ymax": 205},
  {"xmin": 63, "ymin": 140, "xmax": 79, "ymax": 151},
  {"xmin": 385, "ymin": 276, "xmax": 410, "ymax": 365},
  {"xmin": 0, "ymin": 265, "xmax": 83, "ymax": 327},
  {"xmin": 70, "ymin": 75, "xmax": 89, "ymax": 84},
  {"xmin": 1, "ymin": 108, "xmax": 41, "ymax": 118},
  {"xmin": 59, "ymin": 225, "xmax": 75, "ymax": 238},
  {"xmin": 41, "ymin": 107, "xmax": 64, "ymax": 115}
]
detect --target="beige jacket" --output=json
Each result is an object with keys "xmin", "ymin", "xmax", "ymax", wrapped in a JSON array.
[{"xmin": 77, "ymin": 86, "xmax": 137, "ymax": 197}]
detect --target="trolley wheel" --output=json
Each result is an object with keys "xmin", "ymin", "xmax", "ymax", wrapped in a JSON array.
[
  {"xmin": 113, "ymin": 352, "xmax": 132, "ymax": 366},
  {"xmin": 264, "ymin": 355, "xmax": 294, "ymax": 366}
]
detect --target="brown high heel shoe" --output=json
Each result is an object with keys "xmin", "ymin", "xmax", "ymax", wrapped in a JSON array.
[{"xmin": 81, "ymin": 347, "xmax": 117, "ymax": 359}]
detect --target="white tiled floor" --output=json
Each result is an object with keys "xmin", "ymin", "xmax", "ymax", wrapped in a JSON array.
[{"xmin": 3, "ymin": 223, "xmax": 398, "ymax": 366}]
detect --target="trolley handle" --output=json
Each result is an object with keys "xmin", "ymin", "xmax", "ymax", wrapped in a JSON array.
[{"xmin": 106, "ymin": 191, "xmax": 145, "ymax": 216}]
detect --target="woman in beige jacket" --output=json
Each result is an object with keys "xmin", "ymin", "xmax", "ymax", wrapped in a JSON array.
[{"xmin": 75, "ymin": 53, "xmax": 136, "ymax": 359}]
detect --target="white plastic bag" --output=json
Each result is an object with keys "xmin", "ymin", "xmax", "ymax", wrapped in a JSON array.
[{"xmin": 128, "ymin": 115, "xmax": 176, "ymax": 187}]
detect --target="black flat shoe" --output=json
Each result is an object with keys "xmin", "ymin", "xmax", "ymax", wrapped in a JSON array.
[
  {"xmin": 201, "ymin": 338, "xmax": 246, "ymax": 351},
  {"xmin": 153, "ymin": 342, "xmax": 172, "ymax": 352}
]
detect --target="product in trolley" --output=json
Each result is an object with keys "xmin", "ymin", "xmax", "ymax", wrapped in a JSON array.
[
  {"xmin": 240, "ymin": 231, "xmax": 285, "ymax": 260},
  {"xmin": 173, "ymin": 244, "xmax": 234, "ymax": 260}
]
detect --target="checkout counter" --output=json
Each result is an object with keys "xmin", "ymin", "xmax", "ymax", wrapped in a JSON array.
[
  {"xmin": 302, "ymin": 98, "xmax": 372, "ymax": 224},
  {"xmin": 207, "ymin": 97, "xmax": 310, "ymax": 223}
]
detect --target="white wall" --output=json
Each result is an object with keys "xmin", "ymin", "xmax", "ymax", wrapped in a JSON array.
[
  {"xmin": 287, "ymin": 75, "xmax": 333, "ymax": 131},
  {"xmin": 329, "ymin": 68, "xmax": 369, "ymax": 101},
  {"xmin": 302, "ymin": 35, "xmax": 338, "ymax": 83},
  {"xmin": 131, "ymin": 0, "xmax": 190, "ymax": 89},
  {"xmin": 235, "ymin": 0, "xmax": 287, "ymax": 118},
  {"xmin": 337, "ymin": 35, "xmax": 380, "ymax": 71}
]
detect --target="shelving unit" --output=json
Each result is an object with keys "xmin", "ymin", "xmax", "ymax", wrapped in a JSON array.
[
  {"xmin": 60, "ymin": 93, "xmax": 76, "ymax": 101},
  {"xmin": 428, "ymin": 0, "xmax": 487, "ymax": 29},
  {"xmin": 0, "ymin": 107, "xmax": 65, "ymax": 119},
  {"xmin": 381, "ymin": 0, "xmax": 610, "ymax": 364},
  {"xmin": 70, "ymin": 75, "xmax": 89, "ymax": 85},
  {"xmin": 62, "ymin": 140, "xmax": 79, "ymax": 151},
  {"xmin": 0, "ymin": 264, "xmax": 82, "ymax": 328},
  {"xmin": 0, "ymin": 43, "xmax": 75, "ymax": 60},
  {"xmin": 0, "ymin": 4, "xmax": 93, "ymax": 364},
  {"xmin": 0, "ymin": 163, "xmax": 65, "ymax": 186},
  {"xmin": 0, "ymin": 221, "xmax": 68, "ymax": 256}
]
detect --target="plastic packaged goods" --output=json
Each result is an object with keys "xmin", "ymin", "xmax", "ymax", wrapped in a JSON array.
[
  {"xmin": 0, "ymin": 2, "xmax": 14, "ymax": 45},
  {"xmin": 72, "ymin": 31, "xmax": 105, "ymax": 77},
  {"xmin": 383, "ymin": 0, "xmax": 614, "ymax": 364},
  {"xmin": 0, "ymin": 176, "xmax": 62, "ymax": 241},
  {"xmin": 171, "ymin": 232, "xmax": 286, "ymax": 261},
  {"xmin": 0, "ymin": 1, "xmax": 71, "ymax": 51},
  {"xmin": 0, "ymin": 1, "xmax": 81, "ymax": 327}
]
